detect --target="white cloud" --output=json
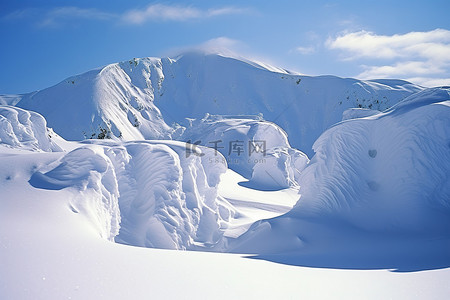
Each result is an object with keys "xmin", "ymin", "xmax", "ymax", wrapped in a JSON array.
[
  {"xmin": 39, "ymin": 7, "xmax": 116, "ymax": 27},
  {"xmin": 122, "ymin": 4, "xmax": 248, "ymax": 24},
  {"xmin": 3, "ymin": 4, "xmax": 249, "ymax": 27},
  {"xmin": 327, "ymin": 29, "xmax": 450, "ymax": 61},
  {"xmin": 294, "ymin": 46, "xmax": 315, "ymax": 55},
  {"xmin": 326, "ymin": 29, "xmax": 450, "ymax": 86},
  {"xmin": 358, "ymin": 61, "xmax": 445, "ymax": 79},
  {"xmin": 406, "ymin": 77, "xmax": 450, "ymax": 87}
]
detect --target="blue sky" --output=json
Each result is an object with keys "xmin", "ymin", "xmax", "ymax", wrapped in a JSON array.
[{"xmin": 1, "ymin": 0, "xmax": 449, "ymax": 94}]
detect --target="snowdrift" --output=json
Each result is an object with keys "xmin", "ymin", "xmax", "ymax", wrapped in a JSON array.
[
  {"xmin": 29, "ymin": 139, "xmax": 233, "ymax": 249},
  {"xmin": 296, "ymin": 87, "xmax": 450, "ymax": 232},
  {"xmin": 0, "ymin": 105, "xmax": 62, "ymax": 152},
  {"xmin": 11, "ymin": 52, "xmax": 422, "ymax": 156},
  {"xmin": 232, "ymin": 88, "xmax": 450, "ymax": 262},
  {"xmin": 29, "ymin": 146, "xmax": 121, "ymax": 241},
  {"xmin": 179, "ymin": 115, "xmax": 309, "ymax": 189}
]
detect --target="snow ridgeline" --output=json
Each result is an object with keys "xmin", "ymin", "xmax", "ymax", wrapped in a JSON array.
[
  {"xmin": 16, "ymin": 58, "xmax": 172, "ymax": 142},
  {"xmin": 180, "ymin": 115, "xmax": 308, "ymax": 189},
  {"xmin": 233, "ymin": 87, "xmax": 450, "ymax": 254},
  {"xmin": 0, "ymin": 106, "xmax": 62, "ymax": 152},
  {"xmin": 10, "ymin": 52, "xmax": 423, "ymax": 157},
  {"xmin": 29, "ymin": 139, "xmax": 233, "ymax": 249}
]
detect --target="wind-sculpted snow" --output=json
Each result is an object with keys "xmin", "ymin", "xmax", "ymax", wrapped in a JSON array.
[
  {"xmin": 296, "ymin": 87, "xmax": 450, "ymax": 232},
  {"xmin": 10, "ymin": 52, "xmax": 423, "ymax": 157},
  {"xmin": 109, "ymin": 140, "xmax": 232, "ymax": 250},
  {"xmin": 29, "ymin": 138, "xmax": 232, "ymax": 249},
  {"xmin": 232, "ymin": 88, "xmax": 450, "ymax": 263},
  {"xmin": 29, "ymin": 146, "xmax": 121, "ymax": 241},
  {"xmin": 180, "ymin": 115, "xmax": 308, "ymax": 189},
  {"xmin": 0, "ymin": 105, "xmax": 62, "ymax": 152}
]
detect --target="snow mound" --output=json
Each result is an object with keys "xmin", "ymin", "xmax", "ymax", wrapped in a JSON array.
[
  {"xmin": 29, "ymin": 146, "xmax": 121, "ymax": 241},
  {"xmin": 110, "ymin": 140, "xmax": 232, "ymax": 250},
  {"xmin": 29, "ymin": 139, "xmax": 232, "ymax": 249},
  {"xmin": 11, "ymin": 52, "xmax": 423, "ymax": 156},
  {"xmin": 231, "ymin": 88, "xmax": 450, "ymax": 258},
  {"xmin": 0, "ymin": 105, "xmax": 62, "ymax": 152},
  {"xmin": 296, "ymin": 87, "xmax": 450, "ymax": 232},
  {"xmin": 179, "ymin": 115, "xmax": 308, "ymax": 189}
]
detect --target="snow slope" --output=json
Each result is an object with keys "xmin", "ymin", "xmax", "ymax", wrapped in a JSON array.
[
  {"xmin": 232, "ymin": 88, "xmax": 450, "ymax": 271},
  {"xmin": 17, "ymin": 59, "xmax": 172, "ymax": 141},
  {"xmin": 11, "ymin": 52, "xmax": 423, "ymax": 156},
  {"xmin": 1, "ymin": 140, "xmax": 449, "ymax": 299}
]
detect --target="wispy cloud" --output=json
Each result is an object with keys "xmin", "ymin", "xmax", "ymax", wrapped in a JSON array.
[
  {"xmin": 197, "ymin": 37, "xmax": 244, "ymax": 54},
  {"xmin": 293, "ymin": 46, "xmax": 315, "ymax": 55},
  {"xmin": 2, "ymin": 4, "xmax": 250, "ymax": 27},
  {"xmin": 122, "ymin": 4, "xmax": 249, "ymax": 24},
  {"xmin": 39, "ymin": 7, "xmax": 116, "ymax": 27},
  {"xmin": 165, "ymin": 37, "xmax": 248, "ymax": 57},
  {"xmin": 326, "ymin": 29, "xmax": 450, "ymax": 87},
  {"xmin": 1, "ymin": 8, "xmax": 37, "ymax": 21}
]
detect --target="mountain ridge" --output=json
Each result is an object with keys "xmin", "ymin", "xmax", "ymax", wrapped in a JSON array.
[{"xmin": 3, "ymin": 52, "xmax": 423, "ymax": 156}]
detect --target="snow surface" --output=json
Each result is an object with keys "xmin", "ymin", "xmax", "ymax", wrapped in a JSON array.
[
  {"xmin": 0, "ymin": 106, "xmax": 62, "ymax": 152},
  {"xmin": 1, "ymin": 143, "xmax": 449, "ymax": 299},
  {"xmin": 231, "ymin": 88, "xmax": 450, "ymax": 272},
  {"xmin": 297, "ymin": 87, "xmax": 450, "ymax": 231},
  {"xmin": 1, "ymin": 53, "xmax": 449, "ymax": 299}
]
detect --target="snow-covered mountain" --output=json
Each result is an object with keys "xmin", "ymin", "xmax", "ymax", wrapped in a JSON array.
[
  {"xmin": 9, "ymin": 52, "xmax": 422, "ymax": 157},
  {"xmin": 1, "ymin": 52, "xmax": 449, "ymax": 299}
]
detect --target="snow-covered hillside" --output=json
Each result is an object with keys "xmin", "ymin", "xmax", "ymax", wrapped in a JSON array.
[
  {"xmin": 10, "ymin": 52, "xmax": 422, "ymax": 156},
  {"xmin": 1, "ymin": 53, "xmax": 449, "ymax": 299},
  {"xmin": 231, "ymin": 87, "xmax": 450, "ymax": 271},
  {"xmin": 15, "ymin": 60, "xmax": 172, "ymax": 142}
]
